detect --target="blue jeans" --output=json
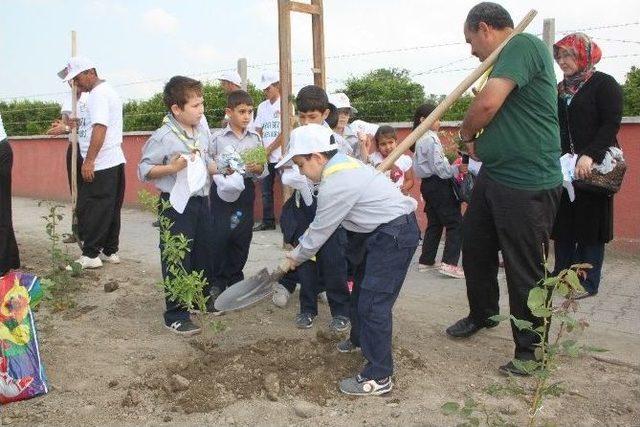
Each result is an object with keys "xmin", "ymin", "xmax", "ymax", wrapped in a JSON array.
[
  {"xmin": 261, "ymin": 162, "xmax": 277, "ymax": 225},
  {"xmin": 553, "ymin": 238, "xmax": 605, "ymax": 294}
]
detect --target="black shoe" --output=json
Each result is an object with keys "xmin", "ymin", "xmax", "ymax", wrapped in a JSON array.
[
  {"xmin": 446, "ymin": 316, "xmax": 498, "ymax": 338},
  {"xmin": 253, "ymin": 222, "xmax": 276, "ymax": 231},
  {"xmin": 498, "ymin": 360, "xmax": 532, "ymax": 377},
  {"xmin": 295, "ymin": 313, "xmax": 315, "ymax": 329},
  {"xmin": 206, "ymin": 287, "xmax": 224, "ymax": 315}
]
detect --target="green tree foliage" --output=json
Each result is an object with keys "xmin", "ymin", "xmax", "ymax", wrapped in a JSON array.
[
  {"xmin": 338, "ymin": 68, "xmax": 425, "ymax": 123},
  {"xmin": 0, "ymin": 100, "xmax": 61, "ymax": 136},
  {"xmin": 0, "ymin": 81, "xmax": 266, "ymax": 136},
  {"xmin": 123, "ymin": 81, "xmax": 265, "ymax": 132},
  {"xmin": 622, "ymin": 66, "xmax": 640, "ymax": 116}
]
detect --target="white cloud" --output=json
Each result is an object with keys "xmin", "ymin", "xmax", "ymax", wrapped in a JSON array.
[
  {"xmin": 181, "ymin": 43, "xmax": 218, "ymax": 64},
  {"xmin": 86, "ymin": 0, "xmax": 129, "ymax": 17},
  {"xmin": 143, "ymin": 8, "xmax": 179, "ymax": 35}
]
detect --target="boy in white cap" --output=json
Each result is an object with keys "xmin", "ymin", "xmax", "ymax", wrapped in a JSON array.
[
  {"xmin": 253, "ymin": 71, "xmax": 281, "ymax": 231},
  {"xmin": 218, "ymin": 70, "xmax": 242, "ymax": 93},
  {"xmin": 278, "ymin": 124, "xmax": 419, "ymax": 396},
  {"xmin": 63, "ymin": 56, "xmax": 126, "ymax": 270},
  {"xmin": 208, "ymin": 90, "xmax": 267, "ymax": 293},
  {"xmin": 138, "ymin": 76, "xmax": 216, "ymax": 336}
]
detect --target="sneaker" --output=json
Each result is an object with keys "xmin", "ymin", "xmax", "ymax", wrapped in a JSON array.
[
  {"xmin": 329, "ymin": 316, "xmax": 351, "ymax": 332},
  {"xmin": 165, "ymin": 319, "xmax": 201, "ymax": 337},
  {"xmin": 253, "ymin": 222, "xmax": 276, "ymax": 232},
  {"xmin": 339, "ymin": 375, "xmax": 393, "ymax": 396},
  {"xmin": 66, "ymin": 255, "xmax": 102, "ymax": 271},
  {"xmin": 337, "ymin": 339, "xmax": 360, "ymax": 353},
  {"xmin": 418, "ymin": 262, "xmax": 440, "ymax": 272},
  {"xmin": 100, "ymin": 253, "xmax": 121, "ymax": 264},
  {"xmin": 439, "ymin": 263, "xmax": 465, "ymax": 279},
  {"xmin": 295, "ymin": 313, "xmax": 315, "ymax": 329},
  {"xmin": 319, "ymin": 291, "xmax": 329, "ymax": 305},
  {"xmin": 62, "ymin": 233, "xmax": 78, "ymax": 244},
  {"xmin": 572, "ymin": 290, "xmax": 596, "ymax": 300},
  {"xmin": 272, "ymin": 283, "xmax": 291, "ymax": 308}
]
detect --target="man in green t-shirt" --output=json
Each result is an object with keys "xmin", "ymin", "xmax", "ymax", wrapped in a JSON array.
[{"xmin": 445, "ymin": 2, "xmax": 562, "ymax": 376}]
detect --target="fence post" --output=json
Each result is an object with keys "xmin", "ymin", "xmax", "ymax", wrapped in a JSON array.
[
  {"xmin": 237, "ymin": 58, "xmax": 248, "ymax": 91},
  {"xmin": 543, "ymin": 18, "xmax": 556, "ymax": 54}
]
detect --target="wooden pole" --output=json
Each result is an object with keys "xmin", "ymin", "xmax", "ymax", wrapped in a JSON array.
[
  {"xmin": 377, "ymin": 9, "xmax": 538, "ymax": 172},
  {"xmin": 70, "ymin": 30, "xmax": 81, "ymax": 245},
  {"xmin": 311, "ymin": 0, "xmax": 326, "ymax": 89},
  {"xmin": 278, "ymin": 0, "xmax": 293, "ymax": 155},
  {"xmin": 237, "ymin": 57, "xmax": 248, "ymax": 91},
  {"xmin": 543, "ymin": 18, "xmax": 556, "ymax": 54}
]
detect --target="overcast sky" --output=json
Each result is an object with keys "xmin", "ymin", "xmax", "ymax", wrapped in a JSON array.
[{"xmin": 1, "ymin": 0, "xmax": 639, "ymax": 106}]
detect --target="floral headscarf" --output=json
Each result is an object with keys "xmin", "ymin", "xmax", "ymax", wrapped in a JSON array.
[{"xmin": 554, "ymin": 33, "xmax": 602, "ymax": 99}]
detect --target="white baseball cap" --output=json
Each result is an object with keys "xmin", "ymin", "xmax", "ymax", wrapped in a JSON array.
[
  {"xmin": 61, "ymin": 56, "xmax": 96, "ymax": 82},
  {"xmin": 276, "ymin": 124, "xmax": 338, "ymax": 168},
  {"xmin": 260, "ymin": 71, "xmax": 279, "ymax": 90},
  {"xmin": 329, "ymin": 93, "xmax": 357, "ymax": 114},
  {"xmin": 219, "ymin": 70, "xmax": 242, "ymax": 87},
  {"xmin": 213, "ymin": 172, "xmax": 245, "ymax": 202}
]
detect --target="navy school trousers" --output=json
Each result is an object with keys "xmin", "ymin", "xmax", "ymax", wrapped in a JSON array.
[
  {"xmin": 209, "ymin": 178, "xmax": 255, "ymax": 291},
  {"xmin": 347, "ymin": 213, "xmax": 420, "ymax": 380},
  {"xmin": 158, "ymin": 193, "xmax": 215, "ymax": 324}
]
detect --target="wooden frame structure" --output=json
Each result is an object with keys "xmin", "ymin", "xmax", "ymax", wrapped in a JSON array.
[{"xmin": 277, "ymin": 0, "xmax": 326, "ymax": 153}]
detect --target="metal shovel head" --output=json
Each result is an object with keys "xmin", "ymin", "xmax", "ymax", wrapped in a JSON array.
[{"xmin": 213, "ymin": 268, "xmax": 274, "ymax": 312}]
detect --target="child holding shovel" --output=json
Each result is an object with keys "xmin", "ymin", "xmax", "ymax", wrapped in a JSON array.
[{"xmin": 278, "ymin": 124, "xmax": 420, "ymax": 396}]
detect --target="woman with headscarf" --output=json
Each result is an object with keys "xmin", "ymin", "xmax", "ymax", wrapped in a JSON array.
[
  {"xmin": 0, "ymin": 114, "xmax": 20, "ymax": 276},
  {"xmin": 551, "ymin": 33, "xmax": 623, "ymax": 298}
]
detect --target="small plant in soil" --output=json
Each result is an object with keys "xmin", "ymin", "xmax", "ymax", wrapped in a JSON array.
[
  {"xmin": 441, "ymin": 397, "xmax": 517, "ymax": 427},
  {"xmin": 443, "ymin": 262, "xmax": 606, "ymax": 426},
  {"xmin": 138, "ymin": 190, "xmax": 211, "ymax": 335},
  {"xmin": 38, "ymin": 201, "xmax": 81, "ymax": 311}
]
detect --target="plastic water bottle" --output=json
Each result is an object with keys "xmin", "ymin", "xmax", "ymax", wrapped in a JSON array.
[{"xmin": 230, "ymin": 210, "xmax": 243, "ymax": 230}]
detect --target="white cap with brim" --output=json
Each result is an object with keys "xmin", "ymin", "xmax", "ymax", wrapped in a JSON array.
[
  {"xmin": 260, "ymin": 71, "xmax": 279, "ymax": 90},
  {"xmin": 61, "ymin": 56, "xmax": 96, "ymax": 82},
  {"xmin": 219, "ymin": 70, "xmax": 242, "ymax": 87},
  {"xmin": 213, "ymin": 172, "xmax": 245, "ymax": 202},
  {"xmin": 275, "ymin": 123, "xmax": 338, "ymax": 169},
  {"xmin": 329, "ymin": 92, "xmax": 357, "ymax": 114}
]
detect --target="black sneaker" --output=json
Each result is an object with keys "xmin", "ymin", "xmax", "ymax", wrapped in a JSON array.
[
  {"xmin": 205, "ymin": 287, "xmax": 224, "ymax": 315},
  {"xmin": 295, "ymin": 313, "xmax": 315, "ymax": 329},
  {"xmin": 165, "ymin": 319, "xmax": 201, "ymax": 336},
  {"xmin": 329, "ymin": 316, "xmax": 351, "ymax": 332},
  {"xmin": 337, "ymin": 339, "xmax": 360, "ymax": 353},
  {"xmin": 253, "ymin": 222, "xmax": 276, "ymax": 232}
]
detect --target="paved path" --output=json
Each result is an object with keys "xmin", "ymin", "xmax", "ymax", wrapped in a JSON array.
[{"xmin": 11, "ymin": 197, "xmax": 639, "ymax": 366}]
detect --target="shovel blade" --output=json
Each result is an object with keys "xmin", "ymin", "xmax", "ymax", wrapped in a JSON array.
[{"xmin": 213, "ymin": 268, "xmax": 274, "ymax": 312}]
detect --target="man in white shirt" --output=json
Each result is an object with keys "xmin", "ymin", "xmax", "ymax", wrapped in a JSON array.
[
  {"xmin": 253, "ymin": 71, "xmax": 281, "ymax": 231},
  {"xmin": 62, "ymin": 57, "xmax": 126, "ymax": 269}
]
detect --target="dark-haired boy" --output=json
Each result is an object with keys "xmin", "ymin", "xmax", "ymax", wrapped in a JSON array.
[
  {"xmin": 207, "ymin": 90, "xmax": 267, "ymax": 292},
  {"xmin": 138, "ymin": 75, "xmax": 216, "ymax": 336},
  {"xmin": 273, "ymin": 85, "xmax": 352, "ymax": 331},
  {"xmin": 278, "ymin": 124, "xmax": 419, "ymax": 396}
]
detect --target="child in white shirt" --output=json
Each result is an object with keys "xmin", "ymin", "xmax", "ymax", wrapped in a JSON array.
[{"xmin": 368, "ymin": 125, "xmax": 414, "ymax": 194}]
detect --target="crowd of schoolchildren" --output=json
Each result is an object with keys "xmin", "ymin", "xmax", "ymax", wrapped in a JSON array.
[
  {"xmin": 132, "ymin": 67, "xmax": 474, "ymax": 395},
  {"xmin": 138, "ymin": 73, "xmax": 469, "ymax": 330}
]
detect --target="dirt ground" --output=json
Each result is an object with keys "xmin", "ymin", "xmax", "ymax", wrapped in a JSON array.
[{"xmin": 1, "ymin": 199, "xmax": 639, "ymax": 426}]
